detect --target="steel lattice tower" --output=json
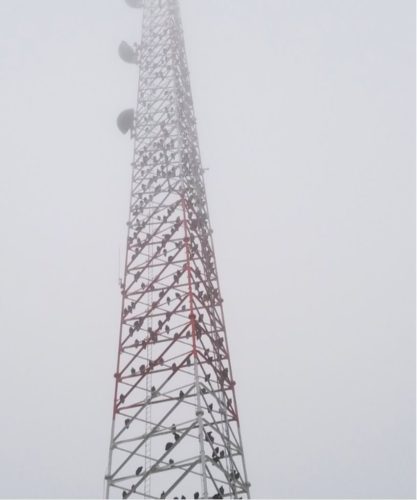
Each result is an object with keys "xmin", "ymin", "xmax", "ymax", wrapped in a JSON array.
[{"xmin": 105, "ymin": 1, "xmax": 250, "ymax": 498}]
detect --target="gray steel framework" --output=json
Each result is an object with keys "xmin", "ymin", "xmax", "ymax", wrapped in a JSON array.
[{"xmin": 105, "ymin": 1, "xmax": 250, "ymax": 498}]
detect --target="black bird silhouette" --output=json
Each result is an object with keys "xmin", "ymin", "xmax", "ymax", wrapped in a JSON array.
[
  {"xmin": 165, "ymin": 441, "xmax": 174, "ymax": 451},
  {"xmin": 179, "ymin": 390, "xmax": 184, "ymax": 399},
  {"xmin": 194, "ymin": 493, "xmax": 199, "ymax": 499},
  {"xmin": 122, "ymin": 491, "xmax": 128, "ymax": 499},
  {"xmin": 174, "ymin": 432, "xmax": 180, "ymax": 442},
  {"xmin": 135, "ymin": 466, "xmax": 143, "ymax": 475}
]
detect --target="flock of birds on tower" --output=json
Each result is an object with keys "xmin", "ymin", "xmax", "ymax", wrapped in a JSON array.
[{"xmin": 106, "ymin": 1, "xmax": 249, "ymax": 499}]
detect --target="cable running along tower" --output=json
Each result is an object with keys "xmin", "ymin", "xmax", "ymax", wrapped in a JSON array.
[{"xmin": 106, "ymin": 1, "xmax": 250, "ymax": 498}]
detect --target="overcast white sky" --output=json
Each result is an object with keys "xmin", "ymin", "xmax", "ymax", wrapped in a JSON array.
[{"xmin": 0, "ymin": 0, "xmax": 415, "ymax": 498}]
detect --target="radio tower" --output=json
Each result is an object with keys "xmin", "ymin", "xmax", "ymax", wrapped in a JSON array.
[{"xmin": 105, "ymin": 1, "xmax": 250, "ymax": 498}]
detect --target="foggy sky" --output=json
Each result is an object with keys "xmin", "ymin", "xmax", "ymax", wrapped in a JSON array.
[{"xmin": 0, "ymin": 0, "xmax": 415, "ymax": 498}]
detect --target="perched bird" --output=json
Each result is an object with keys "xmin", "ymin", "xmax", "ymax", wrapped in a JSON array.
[
  {"xmin": 194, "ymin": 492, "xmax": 200, "ymax": 499},
  {"xmin": 122, "ymin": 491, "xmax": 128, "ymax": 499},
  {"xmin": 179, "ymin": 390, "xmax": 184, "ymax": 399},
  {"xmin": 165, "ymin": 442, "xmax": 174, "ymax": 451},
  {"xmin": 230, "ymin": 470, "xmax": 240, "ymax": 480},
  {"xmin": 161, "ymin": 492, "xmax": 165, "ymax": 499},
  {"xmin": 135, "ymin": 466, "xmax": 143, "ymax": 476},
  {"xmin": 169, "ymin": 458, "xmax": 174, "ymax": 466},
  {"xmin": 174, "ymin": 432, "xmax": 180, "ymax": 442}
]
